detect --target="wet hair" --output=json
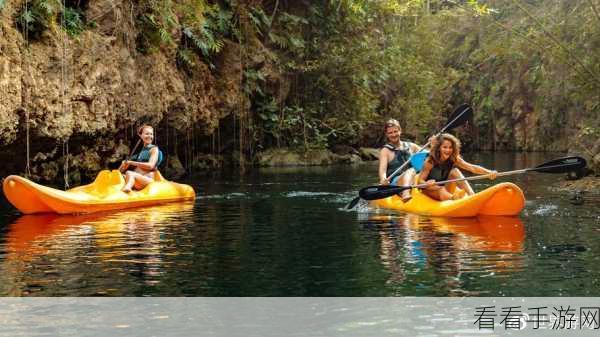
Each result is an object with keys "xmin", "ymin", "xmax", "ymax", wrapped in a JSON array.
[
  {"xmin": 384, "ymin": 118, "xmax": 402, "ymax": 132},
  {"xmin": 138, "ymin": 124, "xmax": 154, "ymax": 135},
  {"xmin": 429, "ymin": 133, "xmax": 461, "ymax": 165}
]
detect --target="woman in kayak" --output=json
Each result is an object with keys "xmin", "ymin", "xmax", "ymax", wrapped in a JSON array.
[
  {"xmin": 378, "ymin": 119, "xmax": 421, "ymax": 202},
  {"xmin": 419, "ymin": 133, "xmax": 497, "ymax": 201},
  {"xmin": 119, "ymin": 125, "xmax": 164, "ymax": 192}
]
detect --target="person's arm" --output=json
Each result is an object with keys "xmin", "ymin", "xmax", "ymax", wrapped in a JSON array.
[
  {"xmin": 455, "ymin": 156, "xmax": 497, "ymax": 179},
  {"xmin": 410, "ymin": 142, "xmax": 420, "ymax": 154},
  {"xmin": 418, "ymin": 160, "xmax": 442, "ymax": 190},
  {"xmin": 125, "ymin": 148, "xmax": 159, "ymax": 171},
  {"xmin": 119, "ymin": 161, "xmax": 129, "ymax": 172},
  {"xmin": 378, "ymin": 148, "xmax": 390, "ymax": 185}
]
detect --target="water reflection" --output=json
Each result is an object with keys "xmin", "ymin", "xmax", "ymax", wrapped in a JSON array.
[
  {"xmin": 0, "ymin": 202, "xmax": 195, "ymax": 296},
  {"xmin": 362, "ymin": 213, "xmax": 525, "ymax": 295},
  {"xmin": 0, "ymin": 151, "xmax": 596, "ymax": 296}
]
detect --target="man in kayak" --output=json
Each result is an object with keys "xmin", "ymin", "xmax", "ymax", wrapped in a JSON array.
[
  {"xmin": 378, "ymin": 119, "xmax": 422, "ymax": 203},
  {"xmin": 419, "ymin": 133, "xmax": 497, "ymax": 201},
  {"xmin": 119, "ymin": 125, "xmax": 164, "ymax": 192}
]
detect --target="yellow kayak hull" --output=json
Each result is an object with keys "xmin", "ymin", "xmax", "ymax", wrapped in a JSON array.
[
  {"xmin": 370, "ymin": 182, "xmax": 525, "ymax": 217},
  {"xmin": 3, "ymin": 170, "xmax": 196, "ymax": 214}
]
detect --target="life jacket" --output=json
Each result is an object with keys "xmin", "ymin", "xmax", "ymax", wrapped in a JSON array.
[
  {"xmin": 428, "ymin": 158, "xmax": 455, "ymax": 182},
  {"xmin": 132, "ymin": 144, "xmax": 164, "ymax": 171},
  {"xmin": 384, "ymin": 141, "xmax": 412, "ymax": 178}
]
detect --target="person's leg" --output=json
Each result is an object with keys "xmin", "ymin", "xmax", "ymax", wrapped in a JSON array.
[
  {"xmin": 451, "ymin": 168, "xmax": 474, "ymax": 195},
  {"xmin": 122, "ymin": 171, "xmax": 154, "ymax": 192},
  {"xmin": 398, "ymin": 168, "xmax": 415, "ymax": 203},
  {"xmin": 438, "ymin": 187, "xmax": 454, "ymax": 201},
  {"xmin": 133, "ymin": 173, "xmax": 154, "ymax": 190},
  {"xmin": 122, "ymin": 171, "xmax": 136, "ymax": 192},
  {"xmin": 422, "ymin": 187, "xmax": 453, "ymax": 201}
]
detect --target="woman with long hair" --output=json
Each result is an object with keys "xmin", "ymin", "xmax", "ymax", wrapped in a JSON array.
[
  {"xmin": 119, "ymin": 125, "xmax": 164, "ymax": 192},
  {"xmin": 419, "ymin": 133, "xmax": 496, "ymax": 201}
]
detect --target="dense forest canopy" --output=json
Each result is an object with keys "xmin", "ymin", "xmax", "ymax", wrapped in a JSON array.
[{"xmin": 0, "ymin": 0, "xmax": 598, "ymax": 179}]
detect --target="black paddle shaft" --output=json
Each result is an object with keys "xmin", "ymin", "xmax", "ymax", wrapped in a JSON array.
[
  {"xmin": 359, "ymin": 156, "xmax": 587, "ymax": 201},
  {"xmin": 119, "ymin": 139, "xmax": 142, "ymax": 173}
]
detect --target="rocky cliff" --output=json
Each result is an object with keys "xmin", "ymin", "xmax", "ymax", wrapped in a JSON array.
[{"xmin": 0, "ymin": 0, "xmax": 286, "ymax": 183}]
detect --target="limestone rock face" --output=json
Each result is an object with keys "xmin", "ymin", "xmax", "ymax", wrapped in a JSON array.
[
  {"xmin": 257, "ymin": 148, "xmax": 349, "ymax": 167},
  {"xmin": 358, "ymin": 148, "xmax": 380, "ymax": 161},
  {"xmin": 257, "ymin": 148, "xmax": 303, "ymax": 167},
  {"xmin": 0, "ymin": 0, "xmax": 269, "ymax": 182},
  {"xmin": 569, "ymin": 135, "xmax": 600, "ymax": 175}
]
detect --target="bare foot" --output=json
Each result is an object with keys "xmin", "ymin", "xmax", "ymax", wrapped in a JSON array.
[
  {"xmin": 451, "ymin": 189, "xmax": 466, "ymax": 200},
  {"xmin": 401, "ymin": 190, "xmax": 412, "ymax": 203},
  {"xmin": 122, "ymin": 187, "xmax": 132, "ymax": 193}
]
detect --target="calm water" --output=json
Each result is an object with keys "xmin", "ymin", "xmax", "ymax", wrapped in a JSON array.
[{"xmin": 0, "ymin": 152, "xmax": 598, "ymax": 296}]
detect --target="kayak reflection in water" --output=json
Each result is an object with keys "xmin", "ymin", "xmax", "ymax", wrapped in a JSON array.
[
  {"xmin": 420, "ymin": 133, "xmax": 497, "ymax": 201},
  {"xmin": 119, "ymin": 125, "xmax": 164, "ymax": 192},
  {"xmin": 371, "ymin": 214, "xmax": 524, "ymax": 294},
  {"xmin": 378, "ymin": 119, "xmax": 423, "ymax": 203},
  {"xmin": 2, "ymin": 202, "xmax": 194, "ymax": 296}
]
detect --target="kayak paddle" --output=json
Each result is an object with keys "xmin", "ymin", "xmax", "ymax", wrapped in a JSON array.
[
  {"xmin": 359, "ymin": 156, "xmax": 587, "ymax": 201},
  {"xmin": 119, "ymin": 139, "xmax": 141, "ymax": 173},
  {"xmin": 346, "ymin": 103, "xmax": 473, "ymax": 209}
]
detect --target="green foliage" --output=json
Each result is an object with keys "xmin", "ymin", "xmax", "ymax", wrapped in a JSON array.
[
  {"xmin": 61, "ymin": 6, "xmax": 84, "ymax": 36},
  {"xmin": 244, "ymin": 0, "xmax": 596, "ymax": 152},
  {"xmin": 17, "ymin": 0, "xmax": 59, "ymax": 39},
  {"xmin": 247, "ymin": 6, "xmax": 271, "ymax": 34},
  {"xmin": 255, "ymin": 101, "xmax": 331, "ymax": 150},
  {"xmin": 276, "ymin": 0, "xmax": 454, "ymax": 146},
  {"xmin": 0, "ymin": 0, "xmax": 5, "ymax": 11},
  {"xmin": 16, "ymin": 0, "xmax": 86, "ymax": 39},
  {"xmin": 136, "ymin": 0, "xmax": 177, "ymax": 53},
  {"xmin": 136, "ymin": 0, "xmax": 236, "ymax": 70},
  {"xmin": 15, "ymin": 0, "xmax": 596, "ymax": 154},
  {"xmin": 268, "ymin": 12, "xmax": 307, "ymax": 59}
]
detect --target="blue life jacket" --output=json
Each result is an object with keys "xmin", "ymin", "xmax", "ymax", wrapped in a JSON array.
[{"xmin": 132, "ymin": 144, "xmax": 164, "ymax": 170}]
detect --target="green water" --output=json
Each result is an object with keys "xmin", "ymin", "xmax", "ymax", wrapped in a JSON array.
[{"xmin": 0, "ymin": 152, "xmax": 598, "ymax": 296}]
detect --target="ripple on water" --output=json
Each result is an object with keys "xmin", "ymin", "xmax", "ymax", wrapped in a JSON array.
[
  {"xmin": 531, "ymin": 204, "xmax": 559, "ymax": 216},
  {"xmin": 284, "ymin": 191, "xmax": 337, "ymax": 198}
]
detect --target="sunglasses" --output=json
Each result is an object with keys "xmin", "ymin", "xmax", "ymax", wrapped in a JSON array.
[{"xmin": 385, "ymin": 123, "xmax": 401, "ymax": 130}]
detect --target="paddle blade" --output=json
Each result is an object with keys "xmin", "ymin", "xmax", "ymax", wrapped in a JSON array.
[
  {"xmin": 443, "ymin": 103, "xmax": 473, "ymax": 132},
  {"xmin": 359, "ymin": 185, "xmax": 410, "ymax": 201},
  {"xmin": 346, "ymin": 196, "xmax": 361, "ymax": 209},
  {"xmin": 532, "ymin": 156, "xmax": 587, "ymax": 173}
]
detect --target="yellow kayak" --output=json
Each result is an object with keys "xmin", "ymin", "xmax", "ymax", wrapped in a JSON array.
[
  {"xmin": 370, "ymin": 182, "xmax": 525, "ymax": 217},
  {"xmin": 3, "ymin": 170, "xmax": 195, "ymax": 214}
]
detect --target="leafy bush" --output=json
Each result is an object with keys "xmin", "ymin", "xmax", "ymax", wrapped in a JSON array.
[
  {"xmin": 16, "ymin": 0, "xmax": 86, "ymax": 39},
  {"xmin": 136, "ymin": 0, "xmax": 236, "ymax": 70},
  {"xmin": 61, "ymin": 6, "xmax": 84, "ymax": 36}
]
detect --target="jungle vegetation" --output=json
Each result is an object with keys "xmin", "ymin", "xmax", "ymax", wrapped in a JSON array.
[{"xmin": 9, "ymin": 0, "xmax": 600, "ymax": 156}]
